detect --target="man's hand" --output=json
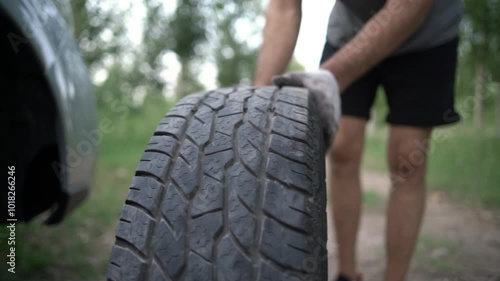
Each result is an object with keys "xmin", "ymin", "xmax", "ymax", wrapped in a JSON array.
[{"xmin": 273, "ymin": 69, "xmax": 341, "ymax": 148}]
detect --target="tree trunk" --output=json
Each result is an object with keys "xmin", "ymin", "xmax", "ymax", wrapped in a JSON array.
[
  {"xmin": 175, "ymin": 62, "xmax": 189, "ymax": 101},
  {"xmin": 474, "ymin": 62, "xmax": 484, "ymax": 130},
  {"xmin": 496, "ymin": 82, "xmax": 500, "ymax": 137},
  {"xmin": 175, "ymin": 60, "xmax": 204, "ymax": 101}
]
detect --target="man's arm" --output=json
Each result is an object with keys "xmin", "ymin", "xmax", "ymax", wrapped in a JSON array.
[
  {"xmin": 253, "ymin": 0, "xmax": 302, "ymax": 86},
  {"xmin": 321, "ymin": 0, "xmax": 434, "ymax": 92}
]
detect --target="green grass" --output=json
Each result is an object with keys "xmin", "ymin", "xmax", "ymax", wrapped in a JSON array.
[
  {"xmin": 363, "ymin": 125, "xmax": 500, "ymax": 208},
  {"xmin": 362, "ymin": 190, "xmax": 384, "ymax": 210},
  {"xmin": 0, "ymin": 97, "xmax": 171, "ymax": 280},
  {"xmin": 414, "ymin": 235, "xmax": 461, "ymax": 274},
  {"xmin": 375, "ymin": 234, "xmax": 462, "ymax": 274}
]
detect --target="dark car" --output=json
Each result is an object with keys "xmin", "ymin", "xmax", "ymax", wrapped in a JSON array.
[{"xmin": 1, "ymin": 0, "xmax": 96, "ymax": 224}]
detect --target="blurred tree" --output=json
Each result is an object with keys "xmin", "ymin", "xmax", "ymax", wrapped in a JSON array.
[
  {"xmin": 496, "ymin": 82, "xmax": 500, "ymax": 136},
  {"xmin": 462, "ymin": 0, "xmax": 500, "ymax": 130},
  {"xmin": 135, "ymin": 0, "xmax": 182, "ymax": 95},
  {"xmin": 211, "ymin": 0, "xmax": 304, "ymax": 87},
  {"xmin": 69, "ymin": 0, "xmax": 127, "ymax": 69},
  {"xmin": 67, "ymin": 0, "xmax": 284, "ymax": 104},
  {"xmin": 68, "ymin": 0, "xmax": 175, "ymax": 107},
  {"xmin": 67, "ymin": 0, "xmax": 144, "ymax": 110},
  {"xmin": 166, "ymin": 0, "xmax": 208, "ymax": 98},
  {"xmin": 211, "ymin": 0, "xmax": 261, "ymax": 86}
]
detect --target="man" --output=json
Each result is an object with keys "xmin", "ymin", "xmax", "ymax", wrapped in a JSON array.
[{"xmin": 253, "ymin": 0, "xmax": 463, "ymax": 281}]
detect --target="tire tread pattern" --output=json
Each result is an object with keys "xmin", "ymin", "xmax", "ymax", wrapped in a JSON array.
[{"xmin": 107, "ymin": 86, "xmax": 327, "ymax": 281}]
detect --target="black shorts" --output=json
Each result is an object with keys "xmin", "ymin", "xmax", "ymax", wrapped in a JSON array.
[{"xmin": 320, "ymin": 38, "xmax": 461, "ymax": 127}]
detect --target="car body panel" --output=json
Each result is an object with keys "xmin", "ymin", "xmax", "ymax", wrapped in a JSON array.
[{"xmin": 0, "ymin": 0, "xmax": 97, "ymax": 222}]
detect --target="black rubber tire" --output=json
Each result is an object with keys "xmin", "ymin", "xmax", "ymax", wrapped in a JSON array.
[{"xmin": 107, "ymin": 86, "xmax": 328, "ymax": 281}]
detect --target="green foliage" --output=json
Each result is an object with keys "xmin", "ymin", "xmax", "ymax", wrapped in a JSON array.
[
  {"xmin": 167, "ymin": 0, "xmax": 207, "ymax": 61},
  {"xmin": 138, "ymin": 0, "xmax": 267, "ymax": 96},
  {"xmin": 212, "ymin": 0, "xmax": 262, "ymax": 86},
  {"xmin": 459, "ymin": 0, "xmax": 500, "ymax": 130},
  {"xmin": 160, "ymin": 0, "xmax": 207, "ymax": 98},
  {"xmin": 461, "ymin": 0, "xmax": 500, "ymax": 66},
  {"xmin": 69, "ymin": 0, "xmax": 128, "ymax": 69},
  {"xmin": 425, "ymin": 134, "xmax": 500, "ymax": 207}
]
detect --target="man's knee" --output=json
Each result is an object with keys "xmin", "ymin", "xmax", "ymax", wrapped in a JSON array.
[
  {"xmin": 329, "ymin": 137, "xmax": 363, "ymax": 175},
  {"xmin": 327, "ymin": 117, "xmax": 366, "ymax": 175},
  {"xmin": 388, "ymin": 137, "xmax": 430, "ymax": 185}
]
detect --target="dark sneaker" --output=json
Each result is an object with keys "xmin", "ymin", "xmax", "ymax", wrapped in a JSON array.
[{"xmin": 336, "ymin": 273, "xmax": 362, "ymax": 281}]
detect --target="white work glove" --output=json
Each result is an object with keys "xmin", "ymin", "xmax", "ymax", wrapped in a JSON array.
[{"xmin": 273, "ymin": 69, "xmax": 341, "ymax": 148}]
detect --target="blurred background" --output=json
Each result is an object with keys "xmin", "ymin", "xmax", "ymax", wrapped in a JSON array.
[{"xmin": 1, "ymin": 0, "xmax": 499, "ymax": 280}]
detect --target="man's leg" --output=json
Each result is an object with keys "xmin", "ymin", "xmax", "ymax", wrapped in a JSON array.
[
  {"xmin": 328, "ymin": 116, "xmax": 367, "ymax": 279},
  {"xmin": 385, "ymin": 125, "xmax": 432, "ymax": 281}
]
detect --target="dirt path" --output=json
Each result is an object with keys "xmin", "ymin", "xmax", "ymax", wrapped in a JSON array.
[{"xmin": 327, "ymin": 171, "xmax": 500, "ymax": 281}]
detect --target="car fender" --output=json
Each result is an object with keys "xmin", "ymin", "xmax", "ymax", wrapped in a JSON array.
[{"xmin": 0, "ymin": 0, "xmax": 97, "ymax": 222}]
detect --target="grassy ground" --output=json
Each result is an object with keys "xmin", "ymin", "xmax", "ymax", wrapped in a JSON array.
[
  {"xmin": 414, "ymin": 235, "xmax": 461, "ymax": 274},
  {"xmin": 363, "ymin": 125, "xmax": 500, "ymax": 208},
  {"xmin": 362, "ymin": 190, "xmax": 384, "ymax": 211},
  {"xmin": 0, "ymin": 97, "xmax": 171, "ymax": 281},
  {"xmin": 371, "ymin": 234, "xmax": 463, "ymax": 276}
]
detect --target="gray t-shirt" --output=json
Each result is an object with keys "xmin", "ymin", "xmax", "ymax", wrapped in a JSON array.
[{"xmin": 327, "ymin": 0, "xmax": 463, "ymax": 55}]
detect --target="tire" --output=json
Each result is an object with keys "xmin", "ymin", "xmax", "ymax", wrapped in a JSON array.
[{"xmin": 107, "ymin": 86, "xmax": 328, "ymax": 281}]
